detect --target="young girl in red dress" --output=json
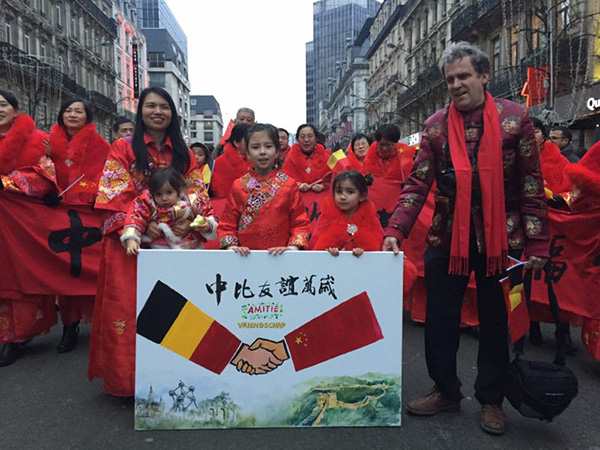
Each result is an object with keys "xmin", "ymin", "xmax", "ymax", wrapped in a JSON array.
[
  {"xmin": 311, "ymin": 171, "xmax": 383, "ymax": 256},
  {"xmin": 311, "ymin": 170, "xmax": 418, "ymax": 290},
  {"xmin": 218, "ymin": 123, "xmax": 310, "ymax": 254}
]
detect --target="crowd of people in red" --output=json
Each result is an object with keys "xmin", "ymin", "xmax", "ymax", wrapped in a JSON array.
[{"xmin": 1, "ymin": 41, "xmax": 599, "ymax": 437}]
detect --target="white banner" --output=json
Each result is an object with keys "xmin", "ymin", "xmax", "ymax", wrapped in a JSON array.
[{"xmin": 135, "ymin": 250, "xmax": 403, "ymax": 429}]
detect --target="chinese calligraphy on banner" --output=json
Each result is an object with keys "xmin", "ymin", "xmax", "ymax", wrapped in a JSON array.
[{"xmin": 135, "ymin": 250, "xmax": 404, "ymax": 429}]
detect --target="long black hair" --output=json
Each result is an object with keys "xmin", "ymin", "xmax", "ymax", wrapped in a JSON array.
[{"xmin": 132, "ymin": 87, "xmax": 190, "ymax": 175}]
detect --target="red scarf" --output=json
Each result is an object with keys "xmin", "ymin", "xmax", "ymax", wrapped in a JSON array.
[
  {"xmin": 311, "ymin": 196, "xmax": 383, "ymax": 251},
  {"xmin": 211, "ymin": 142, "xmax": 253, "ymax": 198},
  {"xmin": 447, "ymin": 91, "xmax": 507, "ymax": 276},
  {"xmin": 540, "ymin": 140, "xmax": 572, "ymax": 194},
  {"xmin": 0, "ymin": 114, "xmax": 47, "ymax": 174},
  {"xmin": 345, "ymin": 143, "xmax": 364, "ymax": 171},
  {"xmin": 49, "ymin": 122, "xmax": 110, "ymax": 206},
  {"xmin": 362, "ymin": 142, "xmax": 414, "ymax": 181},
  {"xmin": 223, "ymin": 142, "xmax": 252, "ymax": 175},
  {"xmin": 281, "ymin": 143, "xmax": 331, "ymax": 184}
]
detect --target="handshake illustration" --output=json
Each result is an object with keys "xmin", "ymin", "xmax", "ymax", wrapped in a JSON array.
[
  {"xmin": 230, "ymin": 338, "xmax": 290, "ymax": 375},
  {"xmin": 137, "ymin": 281, "xmax": 383, "ymax": 376}
]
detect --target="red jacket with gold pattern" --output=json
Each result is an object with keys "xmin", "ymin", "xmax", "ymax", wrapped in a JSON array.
[
  {"xmin": 218, "ymin": 170, "xmax": 310, "ymax": 249},
  {"xmin": 386, "ymin": 98, "xmax": 550, "ymax": 259},
  {"xmin": 0, "ymin": 114, "xmax": 56, "ymax": 197}
]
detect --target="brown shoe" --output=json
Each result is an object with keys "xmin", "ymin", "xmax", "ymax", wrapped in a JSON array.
[
  {"xmin": 480, "ymin": 404, "xmax": 506, "ymax": 435},
  {"xmin": 405, "ymin": 386, "xmax": 461, "ymax": 416}
]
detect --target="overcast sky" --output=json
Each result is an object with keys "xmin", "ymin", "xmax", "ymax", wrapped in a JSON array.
[{"xmin": 167, "ymin": 0, "xmax": 316, "ymax": 134}]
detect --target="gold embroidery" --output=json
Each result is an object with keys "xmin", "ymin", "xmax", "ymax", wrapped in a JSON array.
[
  {"xmin": 428, "ymin": 236, "xmax": 442, "ymax": 246},
  {"xmin": 522, "ymin": 176, "xmax": 539, "ymax": 197},
  {"xmin": 518, "ymin": 138, "xmax": 533, "ymax": 158},
  {"xmin": 464, "ymin": 127, "xmax": 479, "ymax": 141},
  {"xmin": 423, "ymin": 122, "xmax": 442, "ymax": 142},
  {"xmin": 415, "ymin": 160, "xmax": 431, "ymax": 180},
  {"xmin": 113, "ymin": 319, "xmax": 126, "ymax": 335},
  {"xmin": 503, "ymin": 153, "xmax": 515, "ymax": 170},
  {"xmin": 432, "ymin": 214, "xmax": 443, "ymax": 231},
  {"xmin": 524, "ymin": 215, "xmax": 542, "ymax": 236},
  {"xmin": 96, "ymin": 160, "xmax": 131, "ymax": 204},
  {"xmin": 509, "ymin": 237, "xmax": 525, "ymax": 249},
  {"xmin": 502, "ymin": 115, "xmax": 521, "ymax": 134},
  {"xmin": 506, "ymin": 216, "xmax": 518, "ymax": 234}
]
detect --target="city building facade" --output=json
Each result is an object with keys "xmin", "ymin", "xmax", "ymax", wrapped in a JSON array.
[
  {"xmin": 367, "ymin": 0, "xmax": 456, "ymax": 139},
  {"xmin": 306, "ymin": 41, "xmax": 315, "ymax": 126},
  {"xmin": 320, "ymin": 18, "xmax": 373, "ymax": 149},
  {"xmin": 0, "ymin": 0, "xmax": 118, "ymax": 138},
  {"xmin": 113, "ymin": 0, "xmax": 148, "ymax": 119},
  {"xmin": 306, "ymin": 0, "xmax": 381, "ymax": 125},
  {"xmin": 189, "ymin": 95, "xmax": 223, "ymax": 149},
  {"xmin": 135, "ymin": 0, "xmax": 190, "ymax": 140},
  {"xmin": 366, "ymin": 0, "xmax": 600, "ymax": 149}
]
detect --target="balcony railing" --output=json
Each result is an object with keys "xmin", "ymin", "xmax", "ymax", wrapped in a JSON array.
[
  {"xmin": 74, "ymin": 0, "xmax": 117, "ymax": 36},
  {"xmin": 386, "ymin": 73, "xmax": 399, "ymax": 88},
  {"xmin": 487, "ymin": 66, "xmax": 527, "ymax": 98},
  {"xmin": 451, "ymin": 0, "xmax": 502, "ymax": 41},
  {"xmin": 88, "ymin": 91, "xmax": 116, "ymax": 113},
  {"xmin": 397, "ymin": 65, "xmax": 443, "ymax": 108},
  {"xmin": 451, "ymin": 5, "xmax": 477, "ymax": 41},
  {"xmin": 340, "ymin": 105, "xmax": 352, "ymax": 117},
  {"xmin": 1, "ymin": 41, "xmax": 116, "ymax": 113}
]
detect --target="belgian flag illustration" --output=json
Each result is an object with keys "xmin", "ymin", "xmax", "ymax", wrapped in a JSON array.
[
  {"xmin": 502, "ymin": 264, "xmax": 530, "ymax": 343},
  {"xmin": 137, "ymin": 281, "xmax": 241, "ymax": 374}
]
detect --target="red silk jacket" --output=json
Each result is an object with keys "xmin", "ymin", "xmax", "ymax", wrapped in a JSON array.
[{"xmin": 386, "ymin": 98, "xmax": 550, "ymax": 259}]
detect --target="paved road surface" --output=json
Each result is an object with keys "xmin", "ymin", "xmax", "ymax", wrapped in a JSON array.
[{"xmin": 1, "ymin": 319, "xmax": 599, "ymax": 450}]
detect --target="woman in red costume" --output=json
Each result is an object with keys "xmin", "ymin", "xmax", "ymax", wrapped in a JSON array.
[
  {"xmin": 362, "ymin": 124, "xmax": 416, "ymax": 181},
  {"xmin": 282, "ymin": 124, "xmax": 331, "ymax": 192},
  {"xmin": 0, "ymin": 90, "xmax": 57, "ymax": 366},
  {"xmin": 210, "ymin": 123, "xmax": 252, "ymax": 198},
  {"xmin": 45, "ymin": 99, "xmax": 111, "ymax": 354},
  {"xmin": 345, "ymin": 133, "xmax": 372, "ymax": 172},
  {"xmin": 89, "ymin": 87, "xmax": 206, "ymax": 396}
]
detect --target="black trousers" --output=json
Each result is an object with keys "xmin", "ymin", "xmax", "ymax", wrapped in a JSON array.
[{"xmin": 424, "ymin": 243, "xmax": 509, "ymax": 405}]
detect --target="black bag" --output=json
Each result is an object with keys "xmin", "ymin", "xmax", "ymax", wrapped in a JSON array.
[{"xmin": 505, "ymin": 268, "xmax": 578, "ymax": 422}]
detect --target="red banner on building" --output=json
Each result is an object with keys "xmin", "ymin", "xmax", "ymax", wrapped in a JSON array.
[{"xmin": 0, "ymin": 192, "xmax": 103, "ymax": 297}]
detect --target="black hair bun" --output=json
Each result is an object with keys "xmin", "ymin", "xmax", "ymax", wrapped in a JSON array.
[{"xmin": 364, "ymin": 173, "xmax": 374, "ymax": 187}]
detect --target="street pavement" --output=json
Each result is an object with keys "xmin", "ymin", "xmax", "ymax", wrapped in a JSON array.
[{"xmin": 1, "ymin": 317, "xmax": 599, "ymax": 450}]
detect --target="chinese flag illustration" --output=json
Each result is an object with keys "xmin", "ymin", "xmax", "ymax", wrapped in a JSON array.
[{"xmin": 284, "ymin": 291, "xmax": 384, "ymax": 371}]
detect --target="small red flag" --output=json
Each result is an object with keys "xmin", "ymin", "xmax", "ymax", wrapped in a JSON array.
[
  {"xmin": 219, "ymin": 120, "xmax": 235, "ymax": 146},
  {"xmin": 285, "ymin": 291, "xmax": 383, "ymax": 371}
]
